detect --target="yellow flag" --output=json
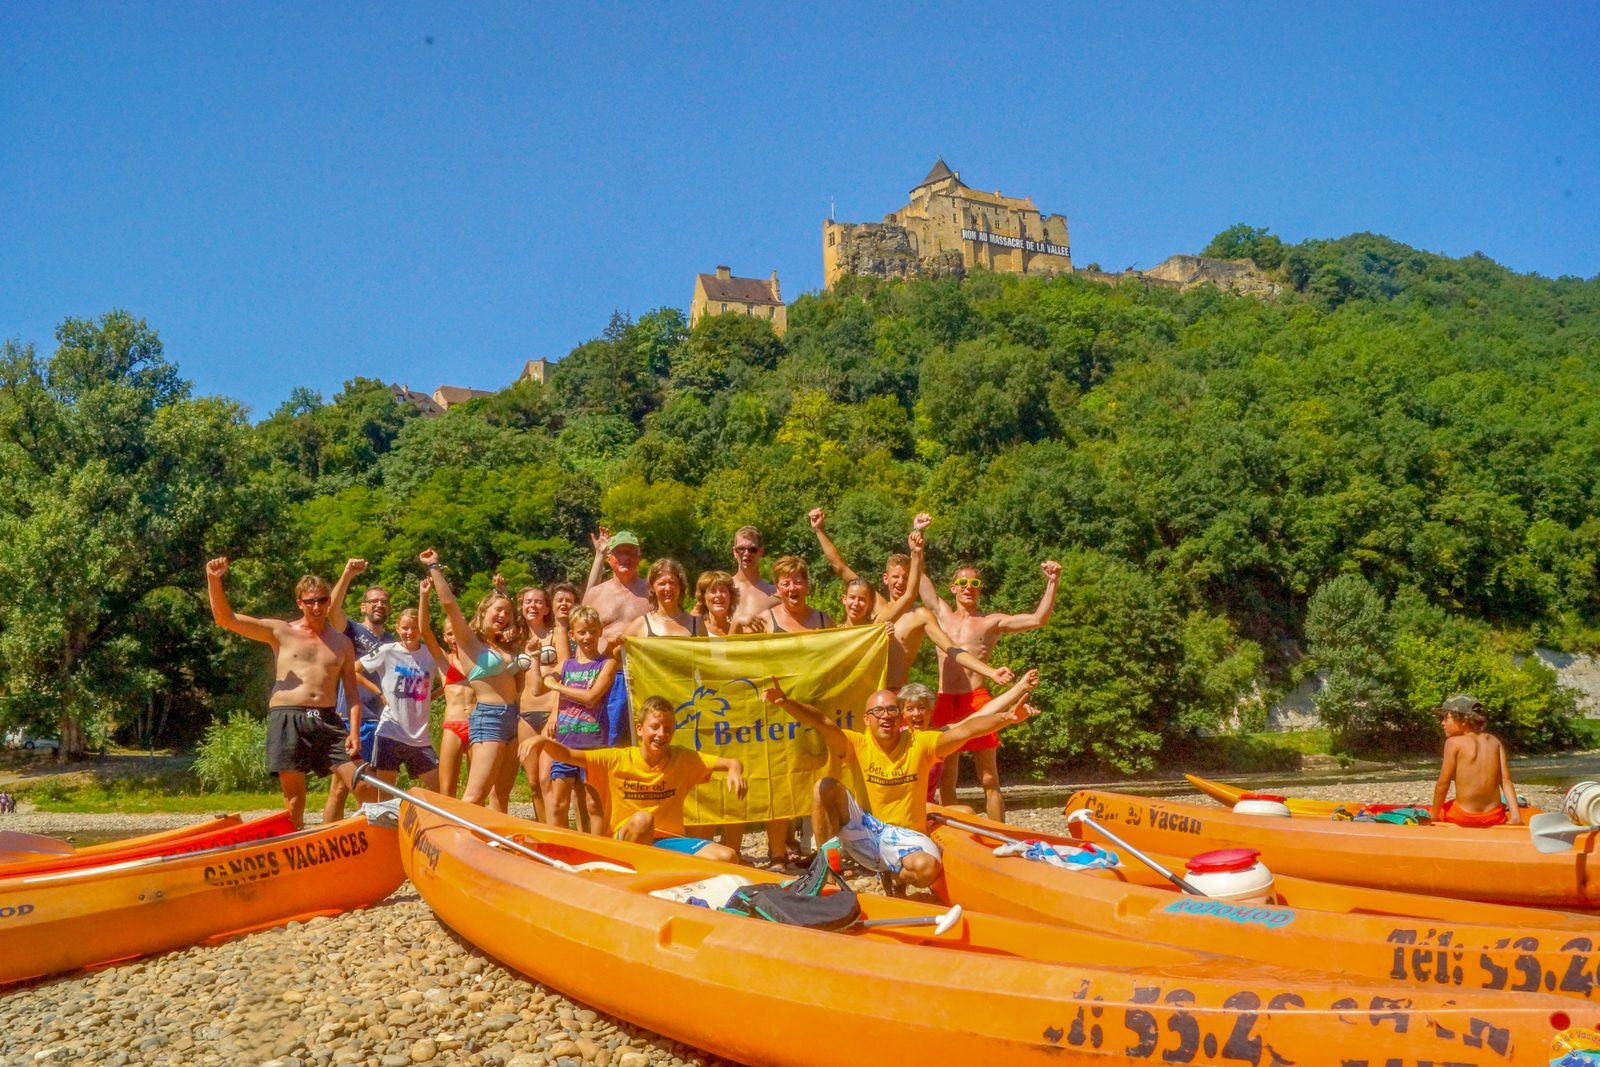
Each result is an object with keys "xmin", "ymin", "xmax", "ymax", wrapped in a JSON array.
[{"xmin": 622, "ymin": 627, "xmax": 888, "ymax": 824}]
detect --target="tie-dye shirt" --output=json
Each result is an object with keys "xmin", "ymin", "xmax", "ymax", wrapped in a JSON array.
[{"xmin": 359, "ymin": 644, "xmax": 438, "ymax": 747}]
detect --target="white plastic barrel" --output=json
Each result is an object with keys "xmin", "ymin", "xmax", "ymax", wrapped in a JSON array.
[
  {"xmin": 1184, "ymin": 848, "xmax": 1276, "ymax": 903},
  {"xmin": 1231, "ymin": 792, "xmax": 1292, "ymax": 818},
  {"xmin": 1564, "ymin": 781, "xmax": 1600, "ymax": 826}
]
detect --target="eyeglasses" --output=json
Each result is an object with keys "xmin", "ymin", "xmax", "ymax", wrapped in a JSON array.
[
  {"xmin": 952, "ymin": 578, "xmax": 983, "ymax": 589},
  {"xmin": 733, "ymin": 545, "xmax": 760, "ymax": 555},
  {"xmin": 865, "ymin": 704, "xmax": 901, "ymax": 718},
  {"xmin": 299, "ymin": 596, "xmax": 331, "ymax": 605}
]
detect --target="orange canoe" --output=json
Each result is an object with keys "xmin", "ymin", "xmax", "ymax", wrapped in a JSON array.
[
  {"xmin": 399, "ymin": 788, "xmax": 1590, "ymax": 1067},
  {"xmin": 0, "ymin": 813, "xmax": 247, "ymax": 869},
  {"xmin": 1185, "ymin": 773, "xmax": 1543, "ymax": 821},
  {"xmin": 0, "ymin": 810, "xmax": 295, "ymax": 879},
  {"xmin": 0, "ymin": 813, "xmax": 403, "ymax": 985},
  {"xmin": 1066, "ymin": 788, "xmax": 1600, "ymax": 909},
  {"xmin": 930, "ymin": 807, "xmax": 1600, "ymax": 1003}
]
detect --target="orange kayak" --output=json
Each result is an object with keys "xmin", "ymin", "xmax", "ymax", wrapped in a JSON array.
[
  {"xmin": 399, "ymin": 788, "xmax": 1591, "ymax": 1066},
  {"xmin": 1185, "ymin": 773, "xmax": 1543, "ymax": 821},
  {"xmin": 930, "ymin": 807, "xmax": 1600, "ymax": 1003},
  {"xmin": 1066, "ymin": 788, "xmax": 1600, "ymax": 909},
  {"xmin": 0, "ymin": 813, "xmax": 403, "ymax": 985},
  {"xmin": 0, "ymin": 811, "xmax": 295, "ymax": 879}
]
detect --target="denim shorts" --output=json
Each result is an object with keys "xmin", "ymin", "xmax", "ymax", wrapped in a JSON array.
[{"xmin": 468, "ymin": 702, "xmax": 518, "ymax": 744}]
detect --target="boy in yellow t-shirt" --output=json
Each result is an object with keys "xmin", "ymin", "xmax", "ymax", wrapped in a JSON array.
[
  {"xmin": 521, "ymin": 695, "xmax": 747, "ymax": 863},
  {"xmin": 764, "ymin": 669, "xmax": 1038, "ymax": 890}
]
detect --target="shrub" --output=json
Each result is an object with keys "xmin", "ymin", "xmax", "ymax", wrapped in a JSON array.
[{"xmin": 193, "ymin": 713, "xmax": 271, "ymax": 793}]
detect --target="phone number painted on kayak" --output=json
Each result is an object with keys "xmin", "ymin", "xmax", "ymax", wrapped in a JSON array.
[
  {"xmin": 1044, "ymin": 984, "xmax": 1511, "ymax": 1064},
  {"xmin": 1388, "ymin": 927, "xmax": 1600, "ymax": 997}
]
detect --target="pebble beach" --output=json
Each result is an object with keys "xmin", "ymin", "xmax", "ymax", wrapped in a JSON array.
[{"xmin": 0, "ymin": 776, "xmax": 1573, "ymax": 1067}]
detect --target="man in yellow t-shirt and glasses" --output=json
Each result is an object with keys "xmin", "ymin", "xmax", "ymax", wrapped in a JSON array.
[
  {"xmin": 763, "ymin": 668, "xmax": 1038, "ymax": 891},
  {"xmin": 521, "ymin": 695, "xmax": 747, "ymax": 863}
]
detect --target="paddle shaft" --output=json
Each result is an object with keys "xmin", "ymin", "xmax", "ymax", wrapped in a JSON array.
[
  {"xmin": 852, "ymin": 904, "xmax": 963, "ymax": 935},
  {"xmin": 928, "ymin": 813, "xmax": 1033, "ymax": 849},
  {"xmin": 355, "ymin": 769, "xmax": 580, "ymax": 873},
  {"xmin": 1066, "ymin": 811, "xmax": 1207, "ymax": 896}
]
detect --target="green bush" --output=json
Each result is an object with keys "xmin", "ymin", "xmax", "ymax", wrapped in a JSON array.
[{"xmin": 194, "ymin": 713, "xmax": 271, "ymax": 793}]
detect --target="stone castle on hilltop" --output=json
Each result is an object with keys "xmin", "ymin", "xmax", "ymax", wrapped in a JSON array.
[{"xmin": 823, "ymin": 159, "xmax": 1073, "ymax": 289}]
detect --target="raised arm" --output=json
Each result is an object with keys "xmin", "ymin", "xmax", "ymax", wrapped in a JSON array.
[
  {"xmin": 418, "ymin": 549, "xmax": 482, "ymax": 660},
  {"xmin": 936, "ymin": 669, "xmax": 1039, "ymax": 756},
  {"xmin": 327, "ymin": 558, "xmax": 367, "ymax": 632},
  {"xmin": 1498, "ymin": 741, "xmax": 1522, "ymax": 826},
  {"xmin": 205, "ymin": 557, "xmax": 276, "ymax": 643},
  {"xmin": 416, "ymin": 579, "xmax": 447, "ymax": 667},
  {"xmin": 921, "ymin": 611, "xmax": 1014, "ymax": 686},
  {"xmin": 878, "ymin": 529, "xmax": 926, "ymax": 621},
  {"xmin": 581, "ymin": 527, "xmax": 610, "ymax": 597},
  {"xmin": 519, "ymin": 713, "xmax": 583, "ymax": 766},
  {"xmin": 808, "ymin": 508, "xmax": 860, "ymax": 582},
  {"xmin": 995, "ymin": 560, "xmax": 1062, "ymax": 634},
  {"xmin": 762, "ymin": 676, "xmax": 847, "ymax": 760}
]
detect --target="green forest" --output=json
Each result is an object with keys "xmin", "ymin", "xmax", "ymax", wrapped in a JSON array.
[{"xmin": 4, "ymin": 228, "xmax": 1599, "ymax": 772}]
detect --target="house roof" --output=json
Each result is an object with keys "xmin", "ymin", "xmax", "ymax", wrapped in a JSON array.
[
  {"xmin": 696, "ymin": 272, "xmax": 780, "ymax": 306},
  {"xmin": 433, "ymin": 384, "xmax": 493, "ymax": 407}
]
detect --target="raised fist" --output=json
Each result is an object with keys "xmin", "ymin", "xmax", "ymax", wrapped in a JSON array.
[
  {"xmin": 912, "ymin": 513, "xmax": 933, "ymax": 531},
  {"xmin": 418, "ymin": 578, "xmax": 431, "ymax": 597},
  {"xmin": 206, "ymin": 557, "xmax": 229, "ymax": 577},
  {"xmin": 908, "ymin": 529, "xmax": 926, "ymax": 552},
  {"xmin": 344, "ymin": 558, "xmax": 368, "ymax": 575},
  {"xmin": 992, "ymin": 665, "xmax": 1015, "ymax": 685},
  {"xmin": 1040, "ymin": 560, "xmax": 1061, "ymax": 580},
  {"xmin": 807, "ymin": 507, "xmax": 826, "ymax": 531},
  {"xmin": 1019, "ymin": 668, "xmax": 1040, "ymax": 690},
  {"xmin": 418, "ymin": 548, "xmax": 440, "ymax": 567}
]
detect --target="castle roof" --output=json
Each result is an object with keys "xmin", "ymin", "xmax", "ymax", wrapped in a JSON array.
[
  {"xmin": 696, "ymin": 272, "xmax": 782, "ymax": 306},
  {"xmin": 913, "ymin": 158, "xmax": 956, "ymax": 191}
]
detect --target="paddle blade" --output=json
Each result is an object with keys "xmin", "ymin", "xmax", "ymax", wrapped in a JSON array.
[{"xmin": 1529, "ymin": 812, "xmax": 1600, "ymax": 853}]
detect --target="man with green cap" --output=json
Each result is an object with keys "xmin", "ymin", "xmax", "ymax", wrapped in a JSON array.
[{"xmin": 582, "ymin": 527, "xmax": 650, "ymax": 746}]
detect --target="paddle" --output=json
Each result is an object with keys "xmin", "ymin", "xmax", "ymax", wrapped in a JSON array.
[
  {"xmin": 1064, "ymin": 809, "xmax": 1207, "ymax": 896},
  {"xmin": 0, "ymin": 831, "xmax": 77, "ymax": 857},
  {"xmin": 1528, "ymin": 812, "xmax": 1600, "ymax": 854},
  {"xmin": 354, "ymin": 767, "xmax": 633, "ymax": 874},
  {"xmin": 849, "ymin": 903, "xmax": 964, "ymax": 936}
]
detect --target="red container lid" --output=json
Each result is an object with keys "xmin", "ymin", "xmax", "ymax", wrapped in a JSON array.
[
  {"xmin": 1185, "ymin": 847, "xmax": 1262, "ymax": 874},
  {"xmin": 1237, "ymin": 792, "xmax": 1286, "ymax": 803}
]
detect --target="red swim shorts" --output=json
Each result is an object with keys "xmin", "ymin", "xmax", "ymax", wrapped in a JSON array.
[
  {"xmin": 1439, "ymin": 800, "xmax": 1508, "ymax": 827},
  {"xmin": 932, "ymin": 688, "xmax": 999, "ymax": 752}
]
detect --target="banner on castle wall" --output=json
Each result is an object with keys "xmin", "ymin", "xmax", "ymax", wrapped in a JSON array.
[
  {"xmin": 960, "ymin": 227, "xmax": 1069, "ymax": 258},
  {"xmin": 622, "ymin": 627, "xmax": 888, "ymax": 826}
]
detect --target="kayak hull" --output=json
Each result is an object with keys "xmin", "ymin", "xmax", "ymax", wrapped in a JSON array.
[
  {"xmin": 0, "ymin": 811, "xmax": 296, "ymax": 879},
  {"xmin": 1067, "ymin": 788, "xmax": 1600, "ymax": 909},
  {"xmin": 400, "ymin": 788, "xmax": 1590, "ymax": 1067},
  {"xmin": 1184, "ymin": 773, "xmax": 1543, "ymax": 821},
  {"xmin": 931, "ymin": 806, "xmax": 1600, "ymax": 1004},
  {"xmin": 0, "ymin": 815, "xmax": 403, "ymax": 984}
]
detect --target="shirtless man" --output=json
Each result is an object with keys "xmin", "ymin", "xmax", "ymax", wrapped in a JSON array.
[
  {"xmin": 581, "ymin": 528, "xmax": 650, "ymax": 747},
  {"xmin": 811, "ymin": 509, "xmax": 1013, "ymax": 693},
  {"xmin": 205, "ymin": 558, "xmax": 372, "ymax": 828},
  {"xmin": 728, "ymin": 525, "xmax": 779, "ymax": 622},
  {"xmin": 919, "ymin": 553, "xmax": 1060, "ymax": 822},
  {"xmin": 1431, "ymin": 694, "xmax": 1522, "ymax": 827}
]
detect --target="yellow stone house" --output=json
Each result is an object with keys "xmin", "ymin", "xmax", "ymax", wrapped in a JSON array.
[{"xmin": 689, "ymin": 265, "xmax": 787, "ymax": 336}]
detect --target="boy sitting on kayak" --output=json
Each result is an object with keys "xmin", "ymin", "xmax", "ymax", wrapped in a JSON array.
[
  {"xmin": 520, "ymin": 695, "xmax": 747, "ymax": 862},
  {"xmin": 1431, "ymin": 694, "xmax": 1522, "ymax": 827},
  {"xmin": 763, "ymin": 669, "xmax": 1038, "ymax": 891}
]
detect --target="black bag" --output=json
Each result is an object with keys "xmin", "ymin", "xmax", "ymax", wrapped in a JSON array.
[{"xmin": 723, "ymin": 852, "xmax": 861, "ymax": 930}]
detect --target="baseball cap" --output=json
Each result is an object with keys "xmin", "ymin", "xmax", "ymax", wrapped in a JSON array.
[
  {"xmin": 1436, "ymin": 694, "xmax": 1483, "ymax": 716},
  {"xmin": 608, "ymin": 530, "xmax": 641, "ymax": 550}
]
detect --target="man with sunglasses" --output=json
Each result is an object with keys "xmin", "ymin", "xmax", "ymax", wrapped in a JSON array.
[
  {"xmin": 728, "ymin": 525, "xmax": 779, "ymax": 621},
  {"xmin": 920, "ymin": 556, "xmax": 1061, "ymax": 822},
  {"xmin": 762, "ymin": 669, "xmax": 1038, "ymax": 890},
  {"xmin": 321, "ymin": 558, "xmax": 396, "ymax": 821},
  {"xmin": 205, "ymin": 558, "xmax": 373, "ymax": 828}
]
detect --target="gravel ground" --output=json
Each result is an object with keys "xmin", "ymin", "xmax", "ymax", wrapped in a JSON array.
[{"xmin": 0, "ymin": 775, "xmax": 1575, "ymax": 1066}]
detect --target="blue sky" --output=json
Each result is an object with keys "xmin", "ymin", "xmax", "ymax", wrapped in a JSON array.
[{"xmin": 3, "ymin": 4, "xmax": 1596, "ymax": 419}]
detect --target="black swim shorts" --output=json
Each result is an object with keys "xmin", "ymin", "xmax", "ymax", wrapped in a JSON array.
[{"xmin": 265, "ymin": 706, "xmax": 352, "ymax": 778}]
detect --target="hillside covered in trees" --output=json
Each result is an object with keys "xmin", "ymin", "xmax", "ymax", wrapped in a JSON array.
[{"xmin": 4, "ymin": 229, "xmax": 1599, "ymax": 771}]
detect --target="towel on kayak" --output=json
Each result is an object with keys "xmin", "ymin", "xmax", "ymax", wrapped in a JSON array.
[
  {"xmin": 993, "ymin": 840, "xmax": 1119, "ymax": 870},
  {"xmin": 723, "ymin": 850, "xmax": 861, "ymax": 930}
]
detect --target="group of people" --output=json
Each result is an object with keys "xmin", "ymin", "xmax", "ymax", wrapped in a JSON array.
[{"xmin": 206, "ymin": 511, "xmax": 1061, "ymax": 889}]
